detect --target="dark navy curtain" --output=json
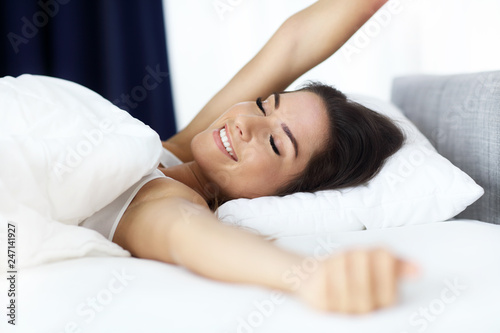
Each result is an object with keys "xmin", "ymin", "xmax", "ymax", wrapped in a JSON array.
[{"xmin": 0, "ymin": 0, "xmax": 177, "ymax": 139}]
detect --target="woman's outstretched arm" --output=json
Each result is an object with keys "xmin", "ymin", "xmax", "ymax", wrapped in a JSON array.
[
  {"xmin": 165, "ymin": 0, "xmax": 388, "ymax": 162},
  {"xmin": 113, "ymin": 177, "xmax": 416, "ymax": 313}
]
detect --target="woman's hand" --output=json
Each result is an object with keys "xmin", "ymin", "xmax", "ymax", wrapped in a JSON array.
[{"xmin": 294, "ymin": 248, "xmax": 418, "ymax": 314}]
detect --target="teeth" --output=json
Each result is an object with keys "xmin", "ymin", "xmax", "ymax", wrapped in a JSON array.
[{"xmin": 219, "ymin": 128, "xmax": 235, "ymax": 157}]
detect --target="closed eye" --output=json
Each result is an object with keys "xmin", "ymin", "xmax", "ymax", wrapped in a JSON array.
[
  {"xmin": 256, "ymin": 97, "xmax": 280, "ymax": 156},
  {"xmin": 270, "ymin": 136, "xmax": 280, "ymax": 155},
  {"xmin": 256, "ymin": 97, "xmax": 266, "ymax": 115}
]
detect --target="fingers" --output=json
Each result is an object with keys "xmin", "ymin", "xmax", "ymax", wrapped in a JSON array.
[
  {"xmin": 329, "ymin": 254, "xmax": 348, "ymax": 311},
  {"xmin": 397, "ymin": 260, "xmax": 420, "ymax": 278},
  {"xmin": 372, "ymin": 248, "xmax": 397, "ymax": 308},
  {"xmin": 349, "ymin": 250, "xmax": 374, "ymax": 313},
  {"xmin": 323, "ymin": 248, "xmax": 417, "ymax": 314}
]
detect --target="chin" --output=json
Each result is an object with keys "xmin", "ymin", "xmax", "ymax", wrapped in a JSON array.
[{"xmin": 225, "ymin": 185, "xmax": 273, "ymax": 200}]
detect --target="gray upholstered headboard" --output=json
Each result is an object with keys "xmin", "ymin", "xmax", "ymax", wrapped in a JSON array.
[{"xmin": 391, "ymin": 71, "xmax": 500, "ymax": 225}]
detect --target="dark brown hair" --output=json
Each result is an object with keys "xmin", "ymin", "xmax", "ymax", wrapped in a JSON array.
[{"xmin": 275, "ymin": 82, "xmax": 405, "ymax": 196}]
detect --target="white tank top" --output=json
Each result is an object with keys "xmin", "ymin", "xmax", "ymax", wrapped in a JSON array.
[{"xmin": 78, "ymin": 148, "xmax": 183, "ymax": 241}]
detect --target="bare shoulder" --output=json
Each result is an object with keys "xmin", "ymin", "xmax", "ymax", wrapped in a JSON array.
[
  {"xmin": 112, "ymin": 174, "xmax": 209, "ymax": 259},
  {"xmin": 128, "ymin": 174, "xmax": 208, "ymax": 210}
]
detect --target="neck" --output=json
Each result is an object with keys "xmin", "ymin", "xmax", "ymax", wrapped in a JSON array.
[{"xmin": 159, "ymin": 162, "xmax": 217, "ymax": 203}]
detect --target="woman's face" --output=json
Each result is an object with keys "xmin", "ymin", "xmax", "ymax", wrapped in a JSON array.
[{"xmin": 191, "ymin": 91, "xmax": 330, "ymax": 199}]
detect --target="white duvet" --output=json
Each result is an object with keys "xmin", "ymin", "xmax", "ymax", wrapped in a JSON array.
[
  {"xmin": 0, "ymin": 74, "xmax": 163, "ymax": 268},
  {"xmin": 4, "ymin": 220, "xmax": 500, "ymax": 332}
]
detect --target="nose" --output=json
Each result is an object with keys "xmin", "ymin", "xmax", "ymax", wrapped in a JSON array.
[{"xmin": 235, "ymin": 115, "xmax": 268, "ymax": 143}]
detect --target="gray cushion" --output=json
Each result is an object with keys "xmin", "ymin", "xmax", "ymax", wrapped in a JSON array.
[{"xmin": 391, "ymin": 71, "xmax": 500, "ymax": 224}]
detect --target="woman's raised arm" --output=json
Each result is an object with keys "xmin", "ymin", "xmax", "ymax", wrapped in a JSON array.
[{"xmin": 164, "ymin": 0, "xmax": 388, "ymax": 161}]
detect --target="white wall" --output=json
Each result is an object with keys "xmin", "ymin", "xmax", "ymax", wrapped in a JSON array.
[{"xmin": 163, "ymin": 0, "xmax": 500, "ymax": 130}]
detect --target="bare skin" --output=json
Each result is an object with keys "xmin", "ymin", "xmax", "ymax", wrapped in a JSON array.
[{"xmin": 112, "ymin": 0, "xmax": 418, "ymax": 314}]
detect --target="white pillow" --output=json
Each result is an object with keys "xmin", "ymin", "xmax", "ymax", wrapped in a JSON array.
[
  {"xmin": 216, "ymin": 94, "xmax": 484, "ymax": 237},
  {"xmin": 0, "ymin": 74, "xmax": 162, "ymax": 225}
]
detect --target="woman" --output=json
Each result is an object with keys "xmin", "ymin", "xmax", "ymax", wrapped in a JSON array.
[{"xmin": 82, "ymin": 0, "xmax": 416, "ymax": 314}]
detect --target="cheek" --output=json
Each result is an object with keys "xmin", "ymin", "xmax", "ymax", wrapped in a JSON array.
[
  {"xmin": 191, "ymin": 131, "xmax": 219, "ymax": 174},
  {"xmin": 222, "ymin": 155, "xmax": 286, "ymax": 198},
  {"xmin": 209, "ymin": 102, "xmax": 253, "ymax": 127},
  {"xmin": 191, "ymin": 132, "xmax": 240, "ymax": 196},
  {"xmin": 191, "ymin": 132, "xmax": 206, "ymax": 162}
]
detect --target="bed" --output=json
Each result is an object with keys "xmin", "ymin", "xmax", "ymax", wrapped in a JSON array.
[{"xmin": 1, "ymin": 70, "xmax": 499, "ymax": 332}]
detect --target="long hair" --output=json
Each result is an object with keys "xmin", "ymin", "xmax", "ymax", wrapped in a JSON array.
[{"xmin": 275, "ymin": 82, "xmax": 405, "ymax": 196}]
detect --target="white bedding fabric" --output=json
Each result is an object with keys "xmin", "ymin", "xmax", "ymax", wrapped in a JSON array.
[
  {"xmin": 2, "ymin": 220, "xmax": 499, "ymax": 333},
  {"xmin": 0, "ymin": 74, "xmax": 164, "ymax": 268}
]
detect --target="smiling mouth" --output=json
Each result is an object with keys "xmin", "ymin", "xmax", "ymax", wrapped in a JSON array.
[{"xmin": 217, "ymin": 125, "xmax": 238, "ymax": 161}]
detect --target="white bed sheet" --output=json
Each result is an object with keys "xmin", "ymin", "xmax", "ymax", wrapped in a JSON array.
[{"xmin": 2, "ymin": 219, "xmax": 499, "ymax": 333}]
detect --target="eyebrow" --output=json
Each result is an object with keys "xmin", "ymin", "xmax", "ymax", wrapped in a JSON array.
[
  {"xmin": 282, "ymin": 123, "xmax": 298, "ymax": 158},
  {"xmin": 273, "ymin": 92, "xmax": 280, "ymax": 109},
  {"xmin": 273, "ymin": 92, "xmax": 298, "ymax": 157}
]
